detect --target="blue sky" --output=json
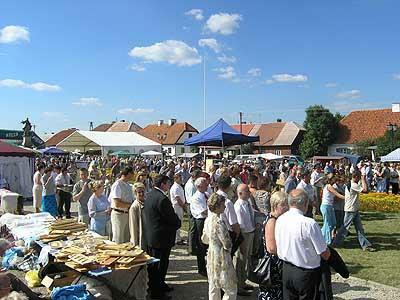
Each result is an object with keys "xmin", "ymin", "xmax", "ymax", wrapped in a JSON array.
[{"xmin": 1, "ymin": 0, "xmax": 400, "ymax": 135}]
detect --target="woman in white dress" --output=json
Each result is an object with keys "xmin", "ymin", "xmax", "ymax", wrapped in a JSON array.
[
  {"xmin": 202, "ymin": 193, "xmax": 237, "ymax": 300},
  {"xmin": 32, "ymin": 164, "xmax": 45, "ymax": 213}
]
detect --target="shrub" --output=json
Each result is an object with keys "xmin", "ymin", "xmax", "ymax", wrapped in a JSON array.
[{"xmin": 360, "ymin": 192, "xmax": 400, "ymax": 213}]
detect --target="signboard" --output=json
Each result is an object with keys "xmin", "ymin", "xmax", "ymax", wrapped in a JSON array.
[{"xmin": 0, "ymin": 129, "xmax": 45, "ymax": 148}]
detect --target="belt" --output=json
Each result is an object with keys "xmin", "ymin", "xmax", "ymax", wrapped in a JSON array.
[{"xmin": 112, "ymin": 208, "xmax": 129, "ymax": 214}]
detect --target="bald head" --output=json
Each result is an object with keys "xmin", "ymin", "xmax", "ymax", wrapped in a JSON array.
[
  {"xmin": 237, "ymin": 183, "xmax": 250, "ymax": 200},
  {"xmin": 288, "ymin": 189, "xmax": 308, "ymax": 212}
]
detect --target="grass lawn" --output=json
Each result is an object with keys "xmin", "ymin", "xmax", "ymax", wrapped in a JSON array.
[
  {"xmin": 331, "ymin": 211, "xmax": 400, "ymax": 287},
  {"xmin": 182, "ymin": 211, "xmax": 400, "ymax": 287}
]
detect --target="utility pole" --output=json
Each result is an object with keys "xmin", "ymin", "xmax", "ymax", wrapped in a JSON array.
[{"xmin": 239, "ymin": 111, "xmax": 243, "ymax": 133}]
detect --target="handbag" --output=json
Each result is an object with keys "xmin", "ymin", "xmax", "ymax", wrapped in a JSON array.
[{"xmin": 248, "ymin": 253, "xmax": 272, "ymax": 288}]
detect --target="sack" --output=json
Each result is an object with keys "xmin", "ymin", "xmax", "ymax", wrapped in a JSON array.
[{"xmin": 248, "ymin": 254, "xmax": 272, "ymax": 288}]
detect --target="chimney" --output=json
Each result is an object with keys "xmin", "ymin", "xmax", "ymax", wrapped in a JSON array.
[
  {"xmin": 392, "ymin": 103, "xmax": 400, "ymax": 113},
  {"xmin": 168, "ymin": 118, "xmax": 177, "ymax": 126},
  {"xmin": 157, "ymin": 120, "xmax": 164, "ymax": 126},
  {"xmin": 277, "ymin": 118, "xmax": 282, "ymax": 122}
]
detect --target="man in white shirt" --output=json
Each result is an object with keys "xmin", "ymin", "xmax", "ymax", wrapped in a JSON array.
[
  {"xmin": 333, "ymin": 171, "xmax": 375, "ymax": 251},
  {"xmin": 311, "ymin": 164, "xmax": 324, "ymax": 215},
  {"xmin": 170, "ymin": 174, "xmax": 186, "ymax": 245},
  {"xmin": 234, "ymin": 184, "xmax": 255, "ymax": 296},
  {"xmin": 55, "ymin": 167, "xmax": 72, "ymax": 219},
  {"xmin": 275, "ymin": 189, "xmax": 330, "ymax": 300},
  {"xmin": 184, "ymin": 169, "xmax": 201, "ymax": 255},
  {"xmin": 216, "ymin": 176, "xmax": 241, "ymax": 256},
  {"xmin": 296, "ymin": 170, "xmax": 315, "ymax": 218},
  {"xmin": 108, "ymin": 167, "xmax": 135, "ymax": 244},
  {"xmin": 190, "ymin": 177, "xmax": 209, "ymax": 277}
]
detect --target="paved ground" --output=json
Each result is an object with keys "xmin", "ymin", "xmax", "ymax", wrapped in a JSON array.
[{"xmin": 17, "ymin": 200, "xmax": 400, "ymax": 300}]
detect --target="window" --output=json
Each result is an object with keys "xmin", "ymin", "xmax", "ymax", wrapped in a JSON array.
[
  {"xmin": 181, "ymin": 147, "xmax": 185, "ymax": 154},
  {"xmin": 336, "ymin": 147, "xmax": 352, "ymax": 154},
  {"xmin": 188, "ymin": 133, "xmax": 193, "ymax": 138},
  {"xmin": 274, "ymin": 150, "xmax": 282, "ymax": 155},
  {"xmin": 168, "ymin": 148, "xmax": 172, "ymax": 154}
]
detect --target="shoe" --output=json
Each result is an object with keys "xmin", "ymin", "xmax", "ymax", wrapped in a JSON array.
[
  {"xmin": 243, "ymin": 284, "xmax": 254, "ymax": 290},
  {"xmin": 237, "ymin": 290, "xmax": 252, "ymax": 296},
  {"xmin": 198, "ymin": 270, "xmax": 208, "ymax": 277},
  {"xmin": 363, "ymin": 246, "xmax": 377, "ymax": 252},
  {"xmin": 163, "ymin": 285, "xmax": 174, "ymax": 292}
]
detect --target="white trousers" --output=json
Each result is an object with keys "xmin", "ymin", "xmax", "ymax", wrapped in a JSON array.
[
  {"xmin": 111, "ymin": 210, "xmax": 130, "ymax": 244},
  {"xmin": 209, "ymin": 283, "xmax": 237, "ymax": 300}
]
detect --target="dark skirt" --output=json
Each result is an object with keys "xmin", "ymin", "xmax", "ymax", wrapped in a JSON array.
[{"xmin": 258, "ymin": 254, "xmax": 283, "ymax": 300}]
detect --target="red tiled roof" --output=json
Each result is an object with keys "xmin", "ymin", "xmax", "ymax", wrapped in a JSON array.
[
  {"xmin": 336, "ymin": 109, "xmax": 400, "ymax": 144},
  {"xmin": 255, "ymin": 123, "xmax": 286, "ymax": 146},
  {"xmin": 46, "ymin": 129, "xmax": 77, "ymax": 147},
  {"xmin": 140, "ymin": 122, "xmax": 198, "ymax": 145},
  {"xmin": 93, "ymin": 123, "xmax": 112, "ymax": 131},
  {"xmin": 107, "ymin": 121, "xmax": 142, "ymax": 132},
  {"xmin": 231, "ymin": 124, "xmax": 255, "ymax": 135}
]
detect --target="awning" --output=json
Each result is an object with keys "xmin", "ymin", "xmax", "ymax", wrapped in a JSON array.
[
  {"xmin": 0, "ymin": 140, "xmax": 36, "ymax": 157},
  {"xmin": 40, "ymin": 147, "xmax": 68, "ymax": 155},
  {"xmin": 381, "ymin": 148, "xmax": 400, "ymax": 162},
  {"xmin": 141, "ymin": 150, "xmax": 163, "ymax": 156}
]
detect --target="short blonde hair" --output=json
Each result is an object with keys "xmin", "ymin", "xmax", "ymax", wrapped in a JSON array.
[
  {"xmin": 89, "ymin": 180, "xmax": 104, "ymax": 193},
  {"xmin": 133, "ymin": 182, "xmax": 145, "ymax": 193},
  {"xmin": 270, "ymin": 191, "xmax": 288, "ymax": 211},
  {"xmin": 207, "ymin": 193, "xmax": 225, "ymax": 213}
]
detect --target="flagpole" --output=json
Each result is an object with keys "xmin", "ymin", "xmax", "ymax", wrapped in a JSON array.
[{"xmin": 203, "ymin": 54, "xmax": 206, "ymax": 165}]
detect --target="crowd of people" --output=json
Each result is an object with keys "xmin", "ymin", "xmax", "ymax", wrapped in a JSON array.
[{"xmin": 28, "ymin": 154, "xmax": 380, "ymax": 300}]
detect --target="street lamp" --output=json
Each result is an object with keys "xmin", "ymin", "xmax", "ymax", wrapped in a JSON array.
[{"xmin": 386, "ymin": 123, "xmax": 398, "ymax": 151}]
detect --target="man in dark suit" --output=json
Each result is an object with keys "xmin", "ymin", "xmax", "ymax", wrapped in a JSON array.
[{"xmin": 144, "ymin": 175, "xmax": 181, "ymax": 300}]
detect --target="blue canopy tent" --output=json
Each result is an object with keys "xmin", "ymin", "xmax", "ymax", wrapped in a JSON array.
[
  {"xmin": 40, "ymin": 147, "xmax": 68, "ymax": 155},
  {"xmin": 184, "ymin": 118, "xmax": 259, "ymax": 147},
  {"xmin": 381, "ymin": 148, "xmax": 400, "ymax": 162}
]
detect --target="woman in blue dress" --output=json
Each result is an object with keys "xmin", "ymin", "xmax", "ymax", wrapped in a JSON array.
[
  {"xmin": 87, "ymin": 180, "xmax": 111, "ymax": 236},
  {"xmin": 41, "ymin": 166, "xmax": 58, "ymax": 217}
]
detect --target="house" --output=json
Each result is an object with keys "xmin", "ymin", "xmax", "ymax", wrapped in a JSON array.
[
  {"xmin": 231, "ymin": 121, "xmax": 305, "ymax": 155},
  {"xmin": 93, "ymin": 120, "xmax": 142, "ymax": 132},
  {"xmin": 45, "ymin": 128, "xmax": 77, "ymax": 147},
  {"xmin": 328, "ymin": 105, "xmax": 400, "ymax": 156},
  {"xmin": 139, "ymin": 119, "xmax": 198, "ymax": 156}
]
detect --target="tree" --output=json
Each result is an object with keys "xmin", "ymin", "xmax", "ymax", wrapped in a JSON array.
[
  {"xmin": 241, "ymin": 143, "xmax": 254, "ymax": 154},
  {"xmin": 354, "ymin": 139, "xmax": 376, "ymax": 158},
  {"xmin": 300, "ymin": 105, "xmax": 341, "ymax": 159},
  {"xmin": 376, "ymin": 130, "xmax": 400, "ymax": 156}
]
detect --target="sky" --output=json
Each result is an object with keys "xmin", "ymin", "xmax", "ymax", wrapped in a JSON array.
[{"xmin": 1, "ymin": 0, "xmax": 400, "ymax": 135}]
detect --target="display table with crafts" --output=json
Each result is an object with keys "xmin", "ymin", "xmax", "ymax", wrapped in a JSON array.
[
  {"xmin": 37, "ymin": 218, "xmax": 153, "ymax": 299},
  {"xmin": 1, "ymin": 213, "xmax": 152, "ymax": 299}
]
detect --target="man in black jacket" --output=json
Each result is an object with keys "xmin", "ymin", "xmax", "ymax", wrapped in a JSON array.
[{"xmin": 144, "ymin": 175, "xmax": 181, "ymax": 300}]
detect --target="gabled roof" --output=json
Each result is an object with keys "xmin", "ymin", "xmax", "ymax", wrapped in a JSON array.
[
  {"xmin": 93, "ymin": 123, "xmax": 113, "ymax": 131},
  {"xmin": 231, "ymin": 122, "xmax": 305, "ymax": 146},
  {"xmin": 107, "ymin": 121, "xmax": 142, "ymax": 132},
  {"xmin": 336, "ymin": 109, "xmax": 400, "ymax": 144},
  {"xmin": 46, "ymin": 128, "xmax": 77, "ymax": 146},
  {"xmin": 140, "ymin": 122, "xmax": 198, "ymax": 145},
  {"xmin": 0, "ymin": 140, "xmax": 35, "ymax": 157}
]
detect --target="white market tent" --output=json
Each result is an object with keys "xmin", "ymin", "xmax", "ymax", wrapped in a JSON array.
[
  {"xmin": 381, "ymin": 148, "xmax": 400, "ymax": 162},
  {"xmin": 57, "ymin": 130, "xmax": 162, "ymax": 155},
  {"xmin": 259, "ymin": 153, "xmax": 283, "ymax": 160},
  {"xmin": 141, "ymin": 150, "xmax": 163, "ymax": 156}
]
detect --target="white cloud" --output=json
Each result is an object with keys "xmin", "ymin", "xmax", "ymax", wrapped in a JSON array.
[
  {"xmin": 185, "ymin": 9, "xmax": 204, "ymax": 21},
  {"xmin": 198, "ymin": 38, "xmax": 221, "ymax": 53},
  {"xmin": 217, "ymin": 54, "xmax": 236, "ymax": 63},
  {"xmin": 329, "ymin": 101, "xmax": 379, "ymax": 113},
  {"xmin": 265, "ymin": 79, "xmax": 274, "ymax": 85},
  {"xmin": 336, "ymin": 89, "xmax": 361, "ymax": 99},
  {"xmin": 205, "ymin": 13, "xmax": 242, "ymax": 35},
  {"xmin": 215, "ymin": 66, "xmax": 237, "ymax": 80},
  {"xmin": 0, "ymin": 25, "xmax": 30, "ymax": 44},
  {"xmin": 393, "ymin": 74, "xmax": 400, "ymax": 80},
  {"xmin": 118, "ymin": 108, "xmax": 155, "ymax": 114},
  {"xmin": 130, "ymin": 64, "xmax": 146, "ymax": 72},
  {"xmin": 325, "ymin": 82, "xmax": 338, "ymax": 88},
  {"xmin": 247, "ymin": 68, "xmax": 261, "ymax": 77},
  {"xmin": 72, "ymin": 97, "xmax": 102, "ymax": 107},
  {"xmin": 129, "ymin": 40, "xmax": 202, "ymax": 67},
  {"xmin": 271, "ymin": 74, "xmax": 308, "ymax": 83},
  {"xmin": 0, "ymin": 78, "xmax": 61, "ymax": 92}
]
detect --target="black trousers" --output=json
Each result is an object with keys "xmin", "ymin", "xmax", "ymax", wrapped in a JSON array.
[
  {"xmin": 391, "ymin": 182, "xmax": 399, "ymax": 195},
  {"xmin": 188, "ymin": 208, "xmax": 198, "ymax": 255},
  {"xmin": 57, "ymin": 190, "xmax": 71, "ymax": 218},
  {"xmin": 194, "ymin": 218, "xmax": 207, "ymax": 273},
  {"xmin": 147, "ymin": 247, "xmax": 172, "ymax": 297},
  {"xmin": 282, "ymin": 261, "xmax": 321, "ymax": 300}
]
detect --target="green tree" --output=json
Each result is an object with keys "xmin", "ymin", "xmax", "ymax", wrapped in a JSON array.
[
  {"xmin": 241, "ymin": 143, "xmax": 254, "ymax": 154},
  {"xmin": 354, "ymin": 139, "xmax": 376, "ymax": 158},
  {"xmin": 376, "ymin": 130, "xmax": 400, "ymax": 156},
  {"xmin": 300, "ymin": 105, "xmax": 340, "ymax": 159}
]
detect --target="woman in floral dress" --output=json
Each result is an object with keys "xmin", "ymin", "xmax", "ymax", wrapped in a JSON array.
[
  {"xmin": 202, "ymin": 193, "xmax": 237, "ymax": 300},
  {"xmin": 258, "ymin": 191, "xmax": 289, "ymax": 300}
]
